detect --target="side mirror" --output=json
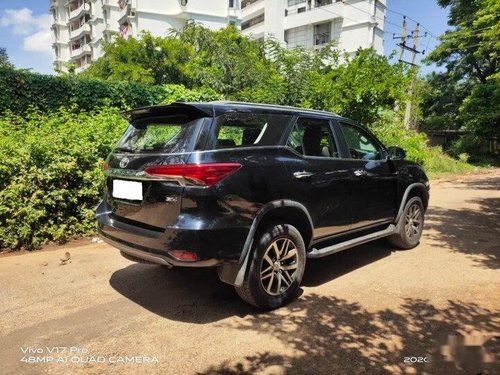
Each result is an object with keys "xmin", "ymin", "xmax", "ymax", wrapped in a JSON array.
[{"xmin": 388, "ymin": 146, "xmax": 406, "ymax": 160}]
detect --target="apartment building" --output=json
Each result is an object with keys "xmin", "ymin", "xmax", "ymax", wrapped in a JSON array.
[
  {"xmin": 50, "ymin": 0, "xmax": 385, "ymax": 72},
  {"xmin": 50, "ymin": 0, "xmax": 240, "ymax": 72},
  {"xmin": 241, "ymin": 0, "xmax": 385, "ymax": 54}
]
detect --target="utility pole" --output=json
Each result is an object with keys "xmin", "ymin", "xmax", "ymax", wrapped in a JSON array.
[{"xmin": 393, "ymin": 17, "xmax": 426, "ymax": 130}]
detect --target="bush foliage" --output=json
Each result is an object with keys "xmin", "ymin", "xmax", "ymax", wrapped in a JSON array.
[
  {"xmin": 0, "ymin": 108, "xmax": 127, "ymax": 249},
  {"xmin": 0, "ymin": 66, "xmax": 220, "ymax": 115}
]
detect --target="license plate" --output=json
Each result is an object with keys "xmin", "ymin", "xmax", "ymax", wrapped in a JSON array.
[{"xmin": 112, "ymin": 180, "xmax": 143, "ymax": 201}]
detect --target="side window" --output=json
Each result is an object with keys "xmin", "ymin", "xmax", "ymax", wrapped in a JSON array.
[
  {"xmin": 214, "ymin": 113, "xmax": 289, "ymax": 149},
  {"xmin": 287, "ymin": 118, "xmax": 339, "ymax": 158},
  {"xmin": 339, "ymin": 122, "xmax": 383, "ymax": 161}
]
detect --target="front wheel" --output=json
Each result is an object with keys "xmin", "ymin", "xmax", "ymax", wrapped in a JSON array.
[
  {"xmin": 388, "ymin": 196, "xmax": 425, "ymax": 249},
  {"xmin": 235, "ymin": 223, "xmax": 306, "ymax": 310}
]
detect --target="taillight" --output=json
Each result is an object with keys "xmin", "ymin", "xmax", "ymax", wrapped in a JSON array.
[{"xmin": 144, "ymin": 163, "xmax": 241, "ymax": 187}]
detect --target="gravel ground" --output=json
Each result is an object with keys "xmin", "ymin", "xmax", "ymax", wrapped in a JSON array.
[{"xmin": 0, "ymin": 170, "xmax": 499, "ymax": 375}]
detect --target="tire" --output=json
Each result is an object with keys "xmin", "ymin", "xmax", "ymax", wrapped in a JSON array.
[
  {"xmin": 388, "ymin": 196, "xmax": 425, "ymax": 249},
  {"xmin": 235, "ymin": 223, "xmax": 306, "ymax": 310}
]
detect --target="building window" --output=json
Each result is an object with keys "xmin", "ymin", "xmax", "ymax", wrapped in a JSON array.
[
  {"xmin": 241, "ymin": 0, "xmax": 260, "ymax": 9},
  {"xmin": 298, "ymin": 7, "xmax": 306, "ymax": 13},
  {"xmin": 229, "ymin": 0, "xmax": 235, "ymax": 8},
  {"xmin": 241, "ymin": 13, "xmax": 264, "ymax": 30},
  {"xmin": 314, "ymin": 22, "xmax": 331, "ymax": 45},
  {"xmin": 316, "ymin": 0, "xmax": 333, "ymax": 7},
  {"xmin": 288, "ymin": 0, "xmax": 305, "ymax": 6}
]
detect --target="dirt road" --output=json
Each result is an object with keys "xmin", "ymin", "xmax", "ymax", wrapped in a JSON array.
[{"xmin": 1, "ymin": 171, "xmax": 499, "ymax": 374}]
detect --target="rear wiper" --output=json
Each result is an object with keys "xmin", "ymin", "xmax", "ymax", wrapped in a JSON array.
[{"xmin": 114, "ymin": 147, "xmax": 137, "ymax": 153}]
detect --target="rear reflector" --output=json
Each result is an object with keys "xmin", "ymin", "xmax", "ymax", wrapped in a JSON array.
[
  {"xmin": 144, "ymin": 163, "xmax": 241, "ymax": 187},
  {"xmin": 168, "ymin": 251, "xmax": 198, "ymax": 262}
]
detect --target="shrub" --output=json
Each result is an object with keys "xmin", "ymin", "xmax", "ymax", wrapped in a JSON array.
[
  {"xmin": 0, "ymin": 66, "xmax": 220, "ymax": 116},
  {"xmin": 0, "ymin": 107, "xmax": 127, "ymax": 249},
  {"xmin": 370, "ymin": 110, "xmax": 473, "ymax": 177}
]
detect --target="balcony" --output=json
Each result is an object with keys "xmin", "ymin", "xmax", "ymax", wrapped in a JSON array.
[
  {"xmin": 118, "ymin": 0, "xmax": 135, "ymax": 24},
  {"xmin": 68, "ymin": 3, "xmax": 90, "ymax": 22},
  {"xmin": 51, "ymin": 20, "xmax": 67, "ymax": 29},
  {"xmin": 284, "ymin": 1, "xmax": 342, "ymax": 30},
  {"xmin": 70, "ymin": 44, "xmax": 91, "ymax": 59},
  {"xmin": 241, "ymin": 0, "xmax": 264, "ymax": 18},
  {"xmin": 241, "ymin": 13, "xmax": 265, "ymax": 31},
  {"xmin": 70, "ymin": 23, "xmax": 91, "ymax": 40},
  {"xmin": 104, "ymin": 23, "xmax": 119, "ymax": 34},
  {"xmin": 241, "ymin": 0, "xmax": 263, "ymax": 9}
]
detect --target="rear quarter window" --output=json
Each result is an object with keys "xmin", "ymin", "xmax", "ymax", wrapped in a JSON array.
[{"xmin": 210, "ymin": 112, "xmax": 291, "ymax": 149}]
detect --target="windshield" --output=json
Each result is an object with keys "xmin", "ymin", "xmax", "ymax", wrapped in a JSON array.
[{"xmin": 115, "ymin": 116, "xmax": 206, "ymax": 153}]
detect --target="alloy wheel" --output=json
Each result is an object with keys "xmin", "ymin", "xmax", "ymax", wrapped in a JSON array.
[
  {"xmin": 405, "ymin": 203, "xmax": 422, "ymax": 239},
  {"xmin": 259, "ymin": 238, "xmax": 299, "ymax": 296}
]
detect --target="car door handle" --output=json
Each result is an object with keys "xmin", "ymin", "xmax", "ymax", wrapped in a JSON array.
[
  {"xmin": 353, "ymin": 169, "xmax": 368, "ymax": 178},
  {"xmin": 293, "ymin": 171, "xmax": 313, "ymax": 180}
]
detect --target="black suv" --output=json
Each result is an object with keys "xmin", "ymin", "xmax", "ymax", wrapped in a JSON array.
[{"xmin": 97, "ymin": 102, "xmax": 429, "ymax": 309}]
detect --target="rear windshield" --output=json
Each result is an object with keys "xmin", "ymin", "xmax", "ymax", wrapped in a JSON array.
[
  {"xmin": 210, "ymin": 112, "xmax": 291, "ymax": 149},
  {"xmin": 115, "ymin": 116, "xmax": 206, "ymax": 153}
]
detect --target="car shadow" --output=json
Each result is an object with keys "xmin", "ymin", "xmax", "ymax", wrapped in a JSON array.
[
  {"xmin": 303, "ymin": 238, "xmax": 393, "ymax": 287},
  {"xmin": 109, "ymin": 238, "xmax": 396, "ymax": 323},
  {"xmin": 109, "ymin": 264, "xmax": 256, "ymax": 323}
]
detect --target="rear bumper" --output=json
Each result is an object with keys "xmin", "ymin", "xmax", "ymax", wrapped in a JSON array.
[
  {"xmin": 99, "ymin": 234, "xmax": 218, "ymax": 267},
  {"xmin": 96, "ymin": 201, "xmax": 250, "ymax": 267}
]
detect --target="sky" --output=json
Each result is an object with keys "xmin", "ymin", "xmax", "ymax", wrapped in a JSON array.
[
  {"xmin": 384, "ymin": 0, "xmax": 450, "ymax": 74},
  {"xmin": 0, "ymin": 0, "xmax": 451, "ymax": 75}
]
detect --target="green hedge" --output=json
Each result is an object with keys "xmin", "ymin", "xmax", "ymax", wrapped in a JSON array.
[
  {"xmin": 0, "ymin": 67, "xmax": 220, "ymax": 115},
  {"xmin": 0, "ymin": 108, "xmax": 127, "ymax": 249}
]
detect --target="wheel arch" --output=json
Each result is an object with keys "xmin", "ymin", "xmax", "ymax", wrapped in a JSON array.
[
  {"xmin": 218, "ymin": 200, "xmax": 313, "ymax": 287},
  {"xmin": 395, "ymin": 182, "xmax": 429, "ymax": 225},
  {"xmin": 240, "ymin": 200, "xmax": 314, "ymax": 263}
]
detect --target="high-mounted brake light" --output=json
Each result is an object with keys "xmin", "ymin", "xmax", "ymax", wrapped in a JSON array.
[{"xmin": 144, "ymin": 163, "xmax": 241, "ymax": 187}]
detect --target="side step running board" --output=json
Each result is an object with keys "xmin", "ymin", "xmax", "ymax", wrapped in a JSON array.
[{"xmin": 307, "ymin": 224, "xmax": 396, "ymax": 259}]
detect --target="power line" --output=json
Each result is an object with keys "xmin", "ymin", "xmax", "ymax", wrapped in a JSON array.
[
  {"xmin": 342, "ymin": 1, "xmax": 402, "ymax": 30},
  {"xmin": 312, "ymin": 4, "xmax": 371, "ymax": 27},
  {"xmin": 386, "ymin": 8, "xmax": 438, "ymax": 39},
  {"xmin": 440, "ymin": 24, "xmax": 498, "ymax": 40},
  {"xmin": 438, "ymin": 43, "xmax": 487, "ymax": 53}
]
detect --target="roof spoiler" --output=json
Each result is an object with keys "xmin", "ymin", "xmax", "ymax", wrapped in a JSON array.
[{"xmin": 120, "ymin": 102, "xmax": 214, "ymax": 122}]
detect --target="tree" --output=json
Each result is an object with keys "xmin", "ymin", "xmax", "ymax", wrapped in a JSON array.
[
  {"xmin": 0, "ymin": 47, "xmax": 13, "ymax": 68},
  {"xmin": 423, "ymin": 0, "xmax": 499, "ymax": 154},
  {"xmin": 81, "ymin": 32, "xmax": 194, "ymax": 85},
  {"xmin": 427, "ymin": 0, "xmax": 499, "ymax": 83},
  {"xmin": 307, "ymin": 48, "xmax": 412, "ymax": 126},
  {"xmin": 420, "ymin": 72, "xmax": 470, "ymax": 130},
  {"xmin": 176, "ymin": 22, "xmax": 272, "ymax": 97},
  {"xmin": 82, "ymin": 23, "xmax": 411, "ymax": 126}
]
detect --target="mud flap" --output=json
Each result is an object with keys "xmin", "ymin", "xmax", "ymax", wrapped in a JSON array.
[{"xmin": 217, "ymin": 240, "xmax": 253, "ymax": 287}]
